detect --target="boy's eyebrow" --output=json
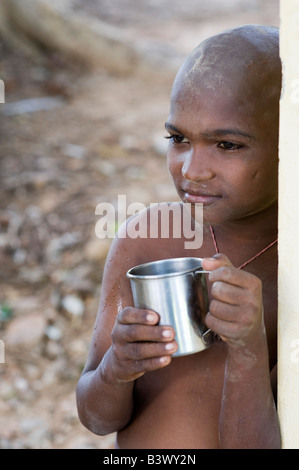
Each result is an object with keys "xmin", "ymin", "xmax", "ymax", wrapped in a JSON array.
[
  {"xmin": 205, "ymin": 128, "xmax": 254, "ymax": 140},
  {"xmin": 165, "ymin": 122, "xmax": 254, "ymax": 140},
  {"xmin": 165, "ymin": 122, "xmax": 184, "ymax": 134}
]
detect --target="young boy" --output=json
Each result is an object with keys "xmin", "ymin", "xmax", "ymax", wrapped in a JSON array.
[{"xmin": 76, "ymin": 24, "xmax": 281, "ymax": 449}]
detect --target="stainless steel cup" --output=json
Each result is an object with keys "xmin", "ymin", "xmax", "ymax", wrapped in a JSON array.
[{"xmin": 126, "ymin": 257, "xmax": 213, "ymax": 356}]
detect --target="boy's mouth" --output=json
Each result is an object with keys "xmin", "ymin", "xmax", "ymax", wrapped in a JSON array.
[{"xmin": 182, "ymin": 189, "xmax": 221, "ymax": 205}]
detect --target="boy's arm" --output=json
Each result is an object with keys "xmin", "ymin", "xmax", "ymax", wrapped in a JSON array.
[
  {"xmin": 76, "ymin": 350, "xmax": 135, "ymax": 435},
  {"xmin": 202, "ymin": 255, "xmax": 281, "ymax": 449},
  {"xmin": 76, "ymin": 309, "xmax": 176, "ymax": 435},
  {"xmin": 219, "ymin": 338, "xmax": 280, "ymax": 448},
  {"xmin": 76, "ymin": 231, "xmax": 177, "ymax": 436}
]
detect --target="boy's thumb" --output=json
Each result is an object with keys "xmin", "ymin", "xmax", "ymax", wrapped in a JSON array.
[{"xmin": 202, "ymin": 253, "xmax": 232, "ymax": 271}]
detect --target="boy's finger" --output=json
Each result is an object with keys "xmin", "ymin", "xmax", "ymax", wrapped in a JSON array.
[
  {"xmin": 117, "ymin": 307, "xmax": 160, "ymax": 325},
  {"xmin": 121, "ymin": 324, "xmax": 176, "ymax": 343},
  {"xmin": 202, "ymin": 253, "xmax": 233, "ymax": 271}
]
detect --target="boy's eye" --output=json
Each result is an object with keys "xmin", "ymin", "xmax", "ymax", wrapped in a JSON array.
[
  {"xmin": 217, "ymin": 141, "xmax": 243, "ymax": 151},
  {"xmin": 165, "ymin": 134, "xmax": 189, "ymax": 144}
]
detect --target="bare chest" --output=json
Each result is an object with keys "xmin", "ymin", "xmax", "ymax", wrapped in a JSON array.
[{"xmin": 118, "ymin": 341, "xmax": 226, "ymax": 448}]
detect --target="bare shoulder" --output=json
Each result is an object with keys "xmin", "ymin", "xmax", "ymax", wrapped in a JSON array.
[
  {"xmin": 108, "ymin": 202, "xmax": 190, "ymax": 264},
  {"xmin": 97, "ymin": 200, "xmax": 204, "ymax": 317},
  {"xmin": 98, "ymin": 202, "xmax": 188, "ymax": 307},
  {"xmin": 114, "ymin": 201, "xmax": 211, "ymax": 260}
]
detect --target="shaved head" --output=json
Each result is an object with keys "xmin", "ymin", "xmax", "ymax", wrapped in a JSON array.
[{"xmin": 171, "ymin": 24, "xmax": 281, "ymax": 117}]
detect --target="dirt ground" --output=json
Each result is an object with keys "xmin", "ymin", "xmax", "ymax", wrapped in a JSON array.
[{"xmin": 0, "ymin": 0, "xmax": 279, "ymax": 449}]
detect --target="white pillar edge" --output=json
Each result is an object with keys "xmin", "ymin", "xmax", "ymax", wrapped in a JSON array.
[{"xmin": 277, "ymin": 0, "xmax": 299, "ymax": 449}]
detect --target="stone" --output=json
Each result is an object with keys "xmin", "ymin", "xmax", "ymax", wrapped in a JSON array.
[
  {"xmin": 61, "ymin": 295, "xmax": 84, "ymax": 317},
  {"xmin": 4, "ymin": 312, "xmax": 46, "ymax": 348}
]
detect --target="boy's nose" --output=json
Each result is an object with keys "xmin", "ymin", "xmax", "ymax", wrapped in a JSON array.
[{"xmin": 181, "ymin": 146, "xmax": 215, "ymax": 182}]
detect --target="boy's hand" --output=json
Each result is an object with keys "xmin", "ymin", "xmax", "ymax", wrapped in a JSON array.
[
  {"xmin": 202, "ymin": 254, "xmax": 264, "ymax": 350},
  {"xmin": 107, "ymin": 308, "xmax": 177, "ymax": 383}
]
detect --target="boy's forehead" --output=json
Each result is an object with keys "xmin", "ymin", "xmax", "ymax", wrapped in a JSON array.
[
  {"xmin": 171, "ymin": 25, "xmax": 281, "ymax": 108},
  {"xmin": 170, "ymin": 64, "xmax": 257, "ymax": 125}
]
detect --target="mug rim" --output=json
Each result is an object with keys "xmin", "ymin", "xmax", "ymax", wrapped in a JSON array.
[{"xmin": 126, "ymin": 257, "xmax": 210, "ymax": 280}]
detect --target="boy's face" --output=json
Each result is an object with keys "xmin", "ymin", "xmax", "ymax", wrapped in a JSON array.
[{"xmin": 166, "ymin": 73, "xmax": 279, "ymax": 226}]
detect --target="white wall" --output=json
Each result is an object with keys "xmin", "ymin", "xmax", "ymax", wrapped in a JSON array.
[{"xmin": 278, "ymin": 0, "xmax": 299, "ymax": 449}]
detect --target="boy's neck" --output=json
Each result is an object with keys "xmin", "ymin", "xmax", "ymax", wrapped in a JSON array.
[{"xmin": 208, "ymin": 202, "xmax": 278, "ymax": 244}]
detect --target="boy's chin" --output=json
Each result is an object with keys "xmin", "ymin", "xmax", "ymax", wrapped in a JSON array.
[{"xmin": 184, "ymin": 203, "xmax": 218, "ymax": 226}]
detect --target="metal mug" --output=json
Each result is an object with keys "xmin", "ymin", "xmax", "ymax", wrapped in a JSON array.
[{"xmin": 126, "ymin": 257, "xmax": 213, "ymax": 357}]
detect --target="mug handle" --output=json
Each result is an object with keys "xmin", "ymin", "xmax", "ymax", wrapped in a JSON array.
[
  {"xmin": 193, "ymin": 269, "xmax": 213, "ymax": 343},
  {"xmin": 202, "ymin": 328, "xmax": 212, "ymax": 343}
]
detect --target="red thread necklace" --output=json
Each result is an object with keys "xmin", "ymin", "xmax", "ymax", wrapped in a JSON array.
[{"xmin": 209, "ymin": 225, "xmax": 278, "ymax": 270}]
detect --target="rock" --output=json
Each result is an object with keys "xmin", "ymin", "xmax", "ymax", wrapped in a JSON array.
[
  {"xmin": 18, "ymin": 267, "xmax": 47, "ymax": 283},
  {"xmin": 44, "ymin": 340, "xmax": 63, "ymax": 360},
  {"xmin": 62, "ymin": 143, "xmax": 86, "ymax": 159},
  {"xmin": 45, "ymin": 324, "xmax": 62, "ymax": 341},
  {"xmin": 4, "ymin": 312, "xmax": 46, "ymax": 348},
  {"xmin": 46, "ymin": 232, "xmax": 82, "ymax": 261},
  {"xmin": 61, "ymin": 295, "xmax": 84, "ymax": 317},
  {"xmin": 2, "ymin": 96, "xmax": 65, "ymax": 116}
]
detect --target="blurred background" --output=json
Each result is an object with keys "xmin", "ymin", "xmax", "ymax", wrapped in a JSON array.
[{"xmin": 0, "ymin": 0, "xmax": 279, "ymax": 449}]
